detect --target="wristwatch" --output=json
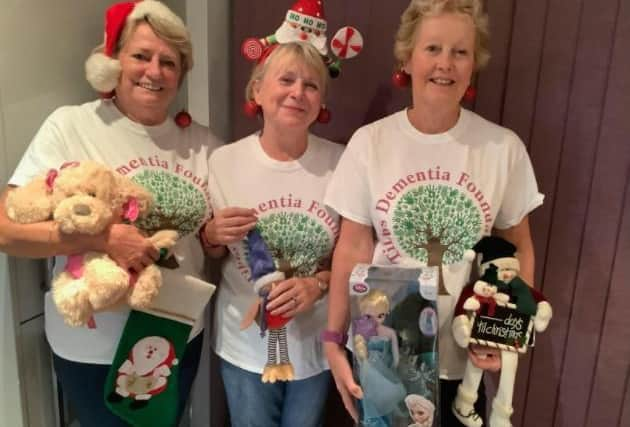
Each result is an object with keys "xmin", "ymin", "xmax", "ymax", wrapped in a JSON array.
[{"xmin": 320, "ymin": 329, "xmax": 348, "ymax": 346}]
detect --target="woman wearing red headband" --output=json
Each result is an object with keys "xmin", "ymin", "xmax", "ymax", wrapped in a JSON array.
[{"xmin": 202, "ymin": 40, "xmax": 343, "ymax": 427}]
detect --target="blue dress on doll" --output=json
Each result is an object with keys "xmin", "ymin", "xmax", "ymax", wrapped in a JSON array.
[{"xmin": 359, "ymin": 336, "xmax": 406, "ymax": 427}]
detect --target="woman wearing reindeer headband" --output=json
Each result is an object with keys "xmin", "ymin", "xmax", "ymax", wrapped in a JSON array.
[
  {"xmin": 0, "ymin": 1, "xmax": 220, "ymax": 425},
  {"xmin": 323, "ymin": 0, "xmax": 544, "ymax": 425},
  {"xmin": 201, "ymin": 2, "xmax": 363, "ymax": 425}
]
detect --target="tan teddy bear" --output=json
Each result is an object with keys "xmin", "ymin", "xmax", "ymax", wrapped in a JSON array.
[{"xmin": 6, "ymin": 161, "xmax": 177, "ymax": 327}]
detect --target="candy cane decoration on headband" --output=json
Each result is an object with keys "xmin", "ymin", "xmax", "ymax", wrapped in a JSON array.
[
  {"xmin": 328, "ymin": 26, "xmax": 364, "ymax": 77},
  {"xmin": 330, "ymin": 26, "xmax": 363, "ymax": 59}
]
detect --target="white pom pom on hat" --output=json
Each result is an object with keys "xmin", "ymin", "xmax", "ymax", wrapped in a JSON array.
[
  {"xmin": 85, "ymin": 52, "xmax": 123, "ymax": 94},
  {"xmin": 85, "ymin": 1, "xmax": 187, "ymax": 96}
]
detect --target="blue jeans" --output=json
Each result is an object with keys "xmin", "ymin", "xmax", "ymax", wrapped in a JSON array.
[
  {"xmin": 220, "ymin": 358, "xmax": 331, "ymax": 427},
  {"xmin": 52, "ymin": 333, "xmax": 203, "ymax": 427}
]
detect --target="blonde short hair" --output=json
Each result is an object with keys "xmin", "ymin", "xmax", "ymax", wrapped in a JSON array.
[
  {"xmin": 359, "ymin": 289, "xmax": 390, "ymax": 315},
  {"xmin": 119, "ymin": 15, "xmax": 193, "ymax": 83},
  {"xmin": 394, "ymin": 0, "xmax": 490, "ymax": 70},
  {"xmin": 245, "ymin": 42, "xmax": 329, "ymax": 102}
]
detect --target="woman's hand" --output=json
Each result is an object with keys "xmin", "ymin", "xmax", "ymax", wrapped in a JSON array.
[
  {"xmin": 325, "ymin": 342, "xmax": 363, "ymax": 422},
  {"xmin": 101, "ymin": 223, "xmax": 159, "ymax": 272},
  {"xmin": 204, "ymin": 207, "xmax": 257, "ymax": 246},
  {"xmin": 324, "ymin": 218, "xmax": 375, "ymax": 422},
  {"xmin": 266, "ymin": 276, "xmax": 323, "ymax": 317}
]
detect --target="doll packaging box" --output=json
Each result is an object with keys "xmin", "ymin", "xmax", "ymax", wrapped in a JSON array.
[{"xmin": 349, "ymin": 263, "xmax": 439, "ymax": 427}]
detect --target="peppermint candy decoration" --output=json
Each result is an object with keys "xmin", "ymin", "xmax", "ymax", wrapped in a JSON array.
[
  {"xmin": 241, "ymin": 37, "xmax": 264, "ymax": 61},
  {"xmin": 330, "ymin": 26, "xmax": 363, "ymax": 59}
]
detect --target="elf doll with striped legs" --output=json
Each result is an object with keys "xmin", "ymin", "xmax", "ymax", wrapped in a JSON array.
[{"xmin": 240, "ymin": 228, "xmax": 294, "ymax": 383}]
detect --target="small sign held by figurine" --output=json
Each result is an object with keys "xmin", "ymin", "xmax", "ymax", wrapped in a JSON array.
[{"xmin": 468, "ymin": 300, "xmax": 534, "ymax": 353}]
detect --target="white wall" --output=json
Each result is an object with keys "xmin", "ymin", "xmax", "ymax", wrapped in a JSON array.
[
  {"xmin": 186, "ymin": 1, "xmax": 230, "ymax": 425},
  {"xmin": 0, "ymin": 40, "xmax": 22, "ymax": 419},
  {"xmin": 0, "ymin": 2, "xmax": 117, "ymax": 424},
  {"xmin": 0, "ymin": 1, "xmax": 186, "ymax": 426},
  {"xmin": 0, "ymin": 254, "xmax": 22, "ymax": 427},
  {"xmin": 187, "ymin": 0, "xmax": 231, "ymax": 140}
]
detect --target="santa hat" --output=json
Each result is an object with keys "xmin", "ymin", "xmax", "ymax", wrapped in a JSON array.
[
  {"xmin": 85, "ymin": 0, "xmax": 187, "ymax": 96},
  {"xmin": 285, "ymin": 0, "xmax": 327, "ymax": 33},
  {"xmin": 471, "ymin": 236, "xmax": 520, "ymax": 275}
]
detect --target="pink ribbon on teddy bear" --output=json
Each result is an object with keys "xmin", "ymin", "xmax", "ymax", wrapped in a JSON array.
[{"xmin": 45, "ymin": 161, "xmax": 81, "ymax": 193}]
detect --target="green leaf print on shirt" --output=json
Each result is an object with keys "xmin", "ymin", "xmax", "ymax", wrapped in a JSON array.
[
  {"xmin": 132, "ymin": 170, "xmax": 206, "ymax": 236},
  {"xmin": 393, "ymin": 185, "xmax": 482, "ymax": 295},
  {"xmin": 256, "ymin": 212, "xmax": 331, "ymax": 277}
]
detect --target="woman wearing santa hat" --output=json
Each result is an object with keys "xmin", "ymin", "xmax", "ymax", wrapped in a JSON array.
[
  {"xmin": 0, "ymin": 1, "xmax": 219, "ymax": 425},
  {"xmin": 322, "ymin": 0, "xmax": 544, "ymax": 426}
]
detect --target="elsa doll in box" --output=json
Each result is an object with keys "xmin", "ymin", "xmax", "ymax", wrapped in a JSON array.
[{"xmin": 353, "ymin": 289, "xmax": 406, "ymax": 426}]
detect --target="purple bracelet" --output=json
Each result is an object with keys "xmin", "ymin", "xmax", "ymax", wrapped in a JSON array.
[{"xmin": 320, "ymin": 329, "xmax": 348, "ymax": 346}]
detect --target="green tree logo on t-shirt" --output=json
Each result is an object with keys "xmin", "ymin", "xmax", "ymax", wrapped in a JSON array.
[
  {"xmin": 256, "ymin": 212, "xmax": 331, "ymax": 277},
  {"xmin": 392, "ymin": 184, "xmax": 482, "ymax": 294},
  {"xmin": 132, "ymin": 170, "xmax": 206, "ymax": 236}
]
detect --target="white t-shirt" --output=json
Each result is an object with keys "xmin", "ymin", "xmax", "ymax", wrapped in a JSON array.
[
  {"xmin": 324, "ymin": 108, "xmax": 544, "ymax": 379},
  {"xmin": 9, "ymin": 99, "xmax": 221, "ymax": 364},
  {"xmin": 210, "ymin": 133, "xmax": 344, "ymax": 380}
]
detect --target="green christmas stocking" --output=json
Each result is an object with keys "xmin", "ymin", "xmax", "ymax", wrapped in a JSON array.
[{"xmin": 104, "ymin": 275, "xmax": 215, "ymax": 427}]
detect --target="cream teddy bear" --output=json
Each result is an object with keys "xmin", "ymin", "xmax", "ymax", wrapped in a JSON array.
[{"xmin": 6, "ymin": 161, "xmax": 177, "ymax": 327}]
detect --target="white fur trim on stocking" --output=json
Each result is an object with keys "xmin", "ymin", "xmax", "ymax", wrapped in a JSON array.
[{"xmin": 141, "ymin": 273, "xmax": 215, "ymax": 325}]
